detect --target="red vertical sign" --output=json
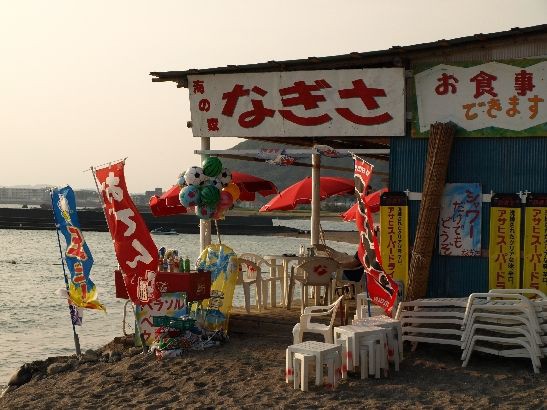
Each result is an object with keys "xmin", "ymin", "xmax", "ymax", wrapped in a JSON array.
[
  {"xmin": 94, "ymin": 161, "xmax": 160, "ymax": 304},
  {"xmin": 354, "ymin": 156, "xmax": 399, "ymax": 316}
]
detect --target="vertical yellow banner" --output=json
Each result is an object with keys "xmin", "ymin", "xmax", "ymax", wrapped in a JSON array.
[
  {"xmin": 489, "ymin": 194, "xmax": 521, "ymax": 289},
  {"xmin": 523, "ymin": 194, "xmax": 547, "ymax": 293},
  {"xmin": 380, "ymin": 192, "xmax": 409, "ymax": 291}
]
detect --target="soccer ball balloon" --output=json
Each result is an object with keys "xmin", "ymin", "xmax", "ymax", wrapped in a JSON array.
[
  {"xmin": 176, "ymin": 173, "xmax": 187, "ymax": 187},
  {"xmin": 209, "ymin": 177, "xmax": 223, "ymax": 190},
  {"xmin": 179, "ymin": 185, "xmax": 200, "ymax": 208},
  {"xmin": 219, "ymin": 168, "xmax": 232, "ymax": 187},
  {"xmin": 184, "ymin": 166, "xmax": 206, "ymax": 186}
]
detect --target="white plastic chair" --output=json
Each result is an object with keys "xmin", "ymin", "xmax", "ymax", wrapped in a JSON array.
[
  {"xmin": 463, "ymin": 293, "xmax": 541, "ymax": 330},
  {"xmin": 236, "ymin": 258, "xmax": 263, "ymax": 313},
  {"xmin": 239, "ymin": 252, "xmax": 283, "ymax": 308},
  {"xmin": 292, "ymin": 295, "xmax": 344, "ymax": 344},
  {"xmin": 288, "ymin": 257, "xmax": 341, "ymax": 313}
]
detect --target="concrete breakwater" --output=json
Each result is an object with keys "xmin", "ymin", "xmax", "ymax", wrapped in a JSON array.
[{"xmin": 0, "ymin": 207, "xmax": 300, "ymax": 235}]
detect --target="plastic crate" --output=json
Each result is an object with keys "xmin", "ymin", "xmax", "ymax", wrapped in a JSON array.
[{"xmin": 152, "ymin": 315, "xmax": 196, "ymax": 330}]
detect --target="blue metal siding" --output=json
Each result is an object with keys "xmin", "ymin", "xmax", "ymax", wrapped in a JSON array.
[{"xmin": 390, "ymin": 136, "xmax": 547, "ymax": 297}]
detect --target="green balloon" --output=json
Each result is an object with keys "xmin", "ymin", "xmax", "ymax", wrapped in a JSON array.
[
  {"xmin": 200, "ymin": 184, "xmax": 220, "ymax": 206},
  {"xmin": 202, "ymin": 157, "xmax": 223, "ymax": 177}
]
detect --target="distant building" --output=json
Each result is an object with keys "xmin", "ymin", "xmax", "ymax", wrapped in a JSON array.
[
  {"xmin": 0, "ymin": 187, "xmax": 51, "ymax": 205},
  {"xmin": 0, "ymin": 186, "xmax": 161, "ymax": 209}
]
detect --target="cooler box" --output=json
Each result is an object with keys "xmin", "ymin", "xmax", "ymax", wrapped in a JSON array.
[{"xmin": 114, "ymin": 269, "xmax": 211, "ymax": 301}]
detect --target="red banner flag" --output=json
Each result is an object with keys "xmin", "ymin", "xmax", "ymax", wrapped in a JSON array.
[
  {"xmin": 94, "ymin": 161, "xmax": 160, "ymax": 304},
  {"xmin": 354, "ymin": 156, "xmax": 399, "ymax": 316}
]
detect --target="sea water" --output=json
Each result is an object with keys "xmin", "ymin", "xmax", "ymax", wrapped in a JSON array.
[{"xmin": 0, "ymin": 228, "xmax": 356, "ymax": 387}]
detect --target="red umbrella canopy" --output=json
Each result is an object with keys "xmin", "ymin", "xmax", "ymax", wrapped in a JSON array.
[
  {"xmin": 231, "ymin": 171, "xmax": 278, "ymax": 201},
  {"xmin": 149, "ymin": 172, "xmax": 278, "ymax": 217},
  {"xmin": 259, "ymin": 176, "xmax": 354, "ymax": 212},
  {"xmin": 149, "ymin": 185, "xmax": 188, "ymax": 217},
  {"xmin": 341, "ymin": 188, "xmax": 388, "ymax": 221}
]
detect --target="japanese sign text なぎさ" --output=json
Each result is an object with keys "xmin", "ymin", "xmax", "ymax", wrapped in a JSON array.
[
  {"xmin": 414, "ymin": 61, "xmax": 547, "ymax": 136},
  {"xmin": 188, "ymin": 69, "xmax": 405, "ymax": 137}
]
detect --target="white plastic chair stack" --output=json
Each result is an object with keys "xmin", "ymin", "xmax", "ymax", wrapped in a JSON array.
[
  {"xmin": 395, "ymin": 298, "xmax": 468, "ymax": 348},
  {"xmin": 460, "ymin": 289, "xmax": 546, "ymax": 374},
  {"xmin": 353, "ymin": 315, "xmax": 404, "ymax": 370},
  {"xmin": 239, "ymin": 253, "xmax": 283, "ymax": 308}
]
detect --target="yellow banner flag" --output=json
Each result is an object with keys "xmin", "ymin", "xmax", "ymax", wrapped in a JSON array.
[
  {"xmin": 523, "ymin": 194, "xmax": 547, "ymax": 293},
  {"xmin": 489, "ymin": 194, "xmax": 521, "ymax": 289},
  {"xmin": 380, "ymin": 193, "xmax": 409, "ymax": 292}
]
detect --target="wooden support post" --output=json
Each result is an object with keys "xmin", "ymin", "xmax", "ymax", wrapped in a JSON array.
[{"xmin": 407, "ymin": 122, "xmax": 455, "ymax": 301}]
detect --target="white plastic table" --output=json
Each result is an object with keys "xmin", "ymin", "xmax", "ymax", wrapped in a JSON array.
[
  {"xmin": 285, "ymin": 340, "xmax": 342, "ymax": 386},
  {"xmin": 263, "ymin": 254, "xmax": 302, "ymax": 308},
  {"xmin": 333, "ymin": 325, "xmax": 387, "ymax": 371}
]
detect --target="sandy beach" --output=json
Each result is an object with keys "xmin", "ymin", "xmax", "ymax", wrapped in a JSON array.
[
  {"xmin": 1, "ymin": 330, "xmax": 545, "ymax": 409},
  {"xmin": 1, "ymin": 230, "xmax": 545, "ymax": 409}
]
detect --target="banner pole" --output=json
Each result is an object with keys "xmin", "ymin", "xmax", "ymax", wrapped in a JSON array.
[
  {"xmin": 362, "ymin": 269, "xmax": 372, "ymax": 317},
  {"xmin": 90, "ymin": 166, "xmax": 114, "ymax": 234},
  {"xmin": 50, "ymin": 189, "xmax": 81, "ymax": 357}
]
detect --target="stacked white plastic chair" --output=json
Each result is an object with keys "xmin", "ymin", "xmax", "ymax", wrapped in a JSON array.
[
  {"xmin": 239, "ymin": 253, "xmax": 283, "ymax": 308},
  {"xmin": 460, "ymin": 289, "xmax": 546, "ymax": 374},
  {"xmin": 395, "ymin": 297, "xmax": 468, "ymax": 348}
]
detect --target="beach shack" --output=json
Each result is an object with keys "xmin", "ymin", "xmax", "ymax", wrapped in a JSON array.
[{"xmin": 151, "ymin": 24, "xmax": 547, "ymax": 301}]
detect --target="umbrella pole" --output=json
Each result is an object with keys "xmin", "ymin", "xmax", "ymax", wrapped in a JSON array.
[
  {"xmin": 311, "ymin": 152, "xmax": 321, "ymax": 305},
  {"xmin": 311, "ymin": 152, "xmax": 321, "ymax": 246},
  {"xmin": 363, "ymin": 270, "xmax": 372, "ymax": 317}
]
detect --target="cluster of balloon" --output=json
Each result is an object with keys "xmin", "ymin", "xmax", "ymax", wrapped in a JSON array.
[{"xmin": 177, "ymin": 157, "xmax": 240, "ymax": 220}]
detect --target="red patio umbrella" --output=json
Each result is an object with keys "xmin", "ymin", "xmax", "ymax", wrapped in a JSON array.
[
  {"xmin": 149, "ymin": 172, "xmax": 278, "ymax": 217},
  {"xmin": 340, "ymin": 188, "xmax": 388, "ymax": 221},
  {"xmin": 259, "ymin": 176, "xmax": 354, "ymax": 212},
  {"xmin": 231, "ymin": 171, "xmax": 278, "ymax": 201},
  {"xmin": 149, "ymin": 185, "xmax": 188, "ymax": 217}
]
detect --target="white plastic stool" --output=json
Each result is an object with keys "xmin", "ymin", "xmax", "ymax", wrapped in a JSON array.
[
  {"xmin": 334, "ymin": 325, "xmax": 387, "ymax": 372},
  {"xmin": 359, "ymin": 344, "xmax": 369, "ymax": 379},
  {"xmin": 292, "ymin": 349, "xmax": 341, "ymax": 390},
  {"xmin": 334, "ymin": 335, "xmax": 351, "ymax": 378},
  {"xmin": 354, "ymin": 316, "xmax": 404, "ymax": 363},
  {"xmin": 286, "ymin": 341, "xmax": 342, "ymax": 388},
  {"xmin": 293, "ymin": 352, "xmax": 314, "ymax": 391}
]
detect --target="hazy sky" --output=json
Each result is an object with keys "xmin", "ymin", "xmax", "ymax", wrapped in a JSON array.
[{"xmin": 1, "ymin": 1, "xmax": 545, "ymax": 193}]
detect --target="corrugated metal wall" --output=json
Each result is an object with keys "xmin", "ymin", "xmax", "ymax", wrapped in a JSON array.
[{"xmin": 390, "ymin": 136, "xmax": 547, "ymax": 297}]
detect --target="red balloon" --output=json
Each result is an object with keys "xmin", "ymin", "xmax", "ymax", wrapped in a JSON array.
[{"xmin": 219, "ymin": 190, "xmax": 234, "ymax": 208}]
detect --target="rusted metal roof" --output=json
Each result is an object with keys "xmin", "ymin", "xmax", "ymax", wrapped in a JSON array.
[{"xmin": 150, "ymin": 24, "xmax": 547, "ymax": 88}]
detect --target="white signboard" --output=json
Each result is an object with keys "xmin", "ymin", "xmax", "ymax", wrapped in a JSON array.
[
  {"xmin": 415, "ymin": 61, "xmax": 547, "ymax": 135},
  {"xmin": 438, "ymin": 183, "xmax": 482, "ymax": 257},
  {"xmin": 188, "ymin": 69, "xmax": 405, "ymax": 137}
]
